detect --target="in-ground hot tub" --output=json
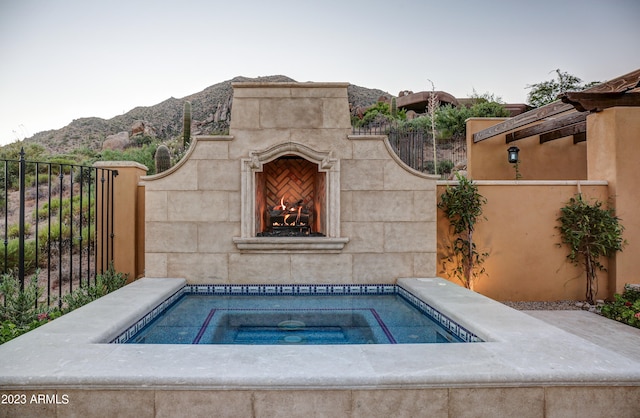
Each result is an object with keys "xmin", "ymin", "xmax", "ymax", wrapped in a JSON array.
[
  {"xmin": 111, "ymin": 284, "xmax": 482, "ymax": 345},
  {"xmin": 0, "ymin": 277, "xmax": 639, "ymax": 417}
]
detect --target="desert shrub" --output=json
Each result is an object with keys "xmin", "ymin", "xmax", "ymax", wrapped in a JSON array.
[
  {"xmin": 424, "ymin": 159, "xmax": 454, "ymax": 175},
  {"xmin": 398, "ymin": 116, "xmax": 432, "ymax": 131},
  {"xmin": 0, "ymin": 264, "xmax": 129, "ymax": 344},
  {"xmin": 99, "ymin": 144, "xmax": 156, "ymax": 174},
  {"xmin": 80, "ymin": 225, "xmax": 95, "ymax": 244},
  {"xmin": 0, "ymin": 274, "xmax": 53, "ymax": 344},
  {"xmin": 33, "ymin": 194, "xmax": 94, "ymax": 225},
  {"xmin": 40, "ymin": 222, "xmax": 71, "ymax": 243},
  {"xmin": 62, "ymin": 263, "xmax": 128, "ymax": 312},
  {"xmin": 130, "ymin": 135, "xmax": 155, "ymax": 147},
  {"xmin": 8, "ymin": 223, "xmax": 32, "ymax": 239},
  {"xmin": 0, "ymin": 274, "xmax": 42, "ymax": 326},
  {"xmin": 355, "ymin": 102, "xmax": 407, "ymax": 128},
  {"xmin": 0, "ymin": 239, "xmax": 38, "ymax": 273},
  {"xmin": 36, "ymin": 173, "xmax": 50, "ymax": 185}
]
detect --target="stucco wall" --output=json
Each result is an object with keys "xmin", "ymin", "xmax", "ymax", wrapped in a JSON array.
[
  {"xmin": 93, "ymin": 161, "xmax": 147, "ymax": 281},
  {"xmin": 466, "ymin": 118, "xmax": 588, "ymax": 181},
  {"xmin": 142, "ymin": 83, "xmax": 438, "ymax": 284},
  {"xmin": 437, "ymin": 181, "xmax": 610, "ymax": 301},
  {"xmin": 461, "ymin": 106, "xmax": 639, "ymax": 299},
  {"xmin": 587, "ymin": 107, "xmax": 640, "ymax": 294}
]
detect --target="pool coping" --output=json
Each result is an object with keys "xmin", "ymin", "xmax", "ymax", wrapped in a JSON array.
[{"xmin": 1, "ymin": 277, "xmax": 639, "ymax": 390}]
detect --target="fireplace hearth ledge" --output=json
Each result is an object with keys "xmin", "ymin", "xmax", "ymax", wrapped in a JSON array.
[{"xmin": 233, "ymin": 236, "xmax": 349, "ymax": 252}]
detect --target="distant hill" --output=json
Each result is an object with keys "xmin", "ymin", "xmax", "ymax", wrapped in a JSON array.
[{"xmin": 21, "ymin": 75, "xmax": 391, "ymax": 154}]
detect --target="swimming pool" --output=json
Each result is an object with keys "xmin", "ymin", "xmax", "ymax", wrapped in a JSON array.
[{"xmin": 112, "ymin": 284, "xmax": 482, "ymax": 345}]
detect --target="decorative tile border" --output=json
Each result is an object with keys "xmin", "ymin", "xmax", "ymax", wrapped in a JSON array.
[
  {"xmin": 397, "ymin": 286, "xmax": 483, "ymax": 343},
  {"xmin": 111, "ymin": 284, "xmax": 482, "ymax": 344},
  {"xmin": 110, "ymin": 287, "xmax": 186, "ymax": 344},
  {"xmin": 187, "ymin": 284, "xmax": 397, "ymax": 295}
]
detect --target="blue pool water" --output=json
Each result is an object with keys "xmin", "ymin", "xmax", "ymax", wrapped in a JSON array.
[{"xmin": 122, "ymin": 290, "xmax": 473, "ymax": 345}]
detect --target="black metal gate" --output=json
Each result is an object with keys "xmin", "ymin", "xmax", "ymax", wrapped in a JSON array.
[
  {"xmin": 352, "ymin": 122, "xmax": 467, "ymax": 177},
  {"xmin": 1, "ymin": 148, "xmax": 118, "ymax": 306}
]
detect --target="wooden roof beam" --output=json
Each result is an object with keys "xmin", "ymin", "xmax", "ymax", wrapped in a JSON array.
[
  {"xmin": 473, "ymin": 101, "xmax": 573, "ymax": 143},
  {"xmin": 473, "ymin": 68, "xmax": 640, "ymax": 142},
  {"xmin": 577, "ymin": 68, "xmax": 640, "ymax": 93},
  {"xmin": 573, "ymin": 132, "xmax": 587, "ymax": 144},
  {"xmin": 560, "ymin": 92, "xmax": 640, "ymax": 112},
  {"xmin": 505, "ymin": 112, "xmax": 587, "ymax": 143},
  {"xmin": 539, "ymin": 121, "xmax": 586, "ymax": 144}
]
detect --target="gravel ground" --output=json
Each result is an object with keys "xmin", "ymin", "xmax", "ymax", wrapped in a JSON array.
[{"xmin": 500, "ymin": 300, "xmax": 585, "ymax": 311}]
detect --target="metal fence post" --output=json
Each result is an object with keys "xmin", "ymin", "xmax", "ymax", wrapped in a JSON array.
[{"xmin": 18, "ymin": 148, "xmax": 25, "ymax": 291}]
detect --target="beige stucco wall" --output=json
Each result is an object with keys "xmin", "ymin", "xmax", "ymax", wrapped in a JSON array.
[
  {"xmin": 437, "ymin": 181, "xmax": 610, "ymax": 301},
  {"xmin": 136, "ymin": 182, "xmax": 145, "ymax": 278},
  {"xmin": 141, "ymin": 83, "xmax": 438, "ymax": 284},
  {"xmin": 466, "ymin": 118, "xmax": 588, "ymax": 181},
  {"xmin": 94, "ymin": 161, "xmax": 148, "ymax": 281},
  {"xmin": 461, "ymin": 107, "xmax": 640, "ymax": 300},
  {"xmin": 587, "ymin": 107, "xmax": 640, "ymax": 294}
]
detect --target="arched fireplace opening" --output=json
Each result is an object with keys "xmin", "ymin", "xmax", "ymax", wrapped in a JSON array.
[
  {"xmin": 256, "ymin": 156, "xmax": 326, "ymax": 237},
  {"xmin": 238, "ymin": 141, "xmax": 341, "ymax": 245}
]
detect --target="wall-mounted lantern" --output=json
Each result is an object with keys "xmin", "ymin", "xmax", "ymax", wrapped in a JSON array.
[
  {"xmin": 507, "ymin": 146, "xmax": 522, "ymax": 179},
  {"xmin": 507, "ymin": 146, "xmax": 520, "ymax": 164}
]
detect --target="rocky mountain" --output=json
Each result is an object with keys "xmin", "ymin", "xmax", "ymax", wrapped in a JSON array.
[{"xmin": 22, "ymin": 75, "xmax": 391, "ymax": 154}]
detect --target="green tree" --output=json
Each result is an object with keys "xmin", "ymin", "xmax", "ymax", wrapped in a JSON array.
[
  {"xmin": 557, "ymin": 195, "xmax": 626, "ymax": 304},
  {"xmin": 434, "ymin": 94, "xmax": 509, "ymax": 139},
  {"xmin": 526, "ymin": 69, "xmax": 599, "ymax": 108},
  {"xmin": 434, "ymin": 105, "xmax": 471, "ymax": 139},
  {"xmin": 98, "ymin": 144, "xmax": 157, "ymax": 174}
]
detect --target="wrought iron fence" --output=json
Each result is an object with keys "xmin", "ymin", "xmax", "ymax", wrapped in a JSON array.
[
  {"xmin": 352, "ymin": 122, "xmax": 467, "ymax": 178},
  {"xmin": 0, "ymin": 149, "xmax": 118, "ymax": 307}
]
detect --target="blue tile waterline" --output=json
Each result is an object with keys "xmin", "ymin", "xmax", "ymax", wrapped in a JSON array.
[{"xmin": 110, "ymin": 284, "xmax": 483, "ymax": 344}]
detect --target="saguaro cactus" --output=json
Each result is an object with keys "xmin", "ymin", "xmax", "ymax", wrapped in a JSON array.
[
  {"xmin": 155, "ymin": 144, "xmax": 171, "ymax": 174},
  {"xmin": 183, "ymin": 101, "xmax": 192, "ymax": 148}
]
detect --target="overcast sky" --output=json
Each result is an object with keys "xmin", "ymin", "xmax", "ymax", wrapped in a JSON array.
[{"xmin": 1, "ymin": 0, "xmax": 638, "ymax": 146}]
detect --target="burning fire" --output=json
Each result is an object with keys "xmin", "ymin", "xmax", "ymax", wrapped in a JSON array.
[
  {"xmin": 259, "ymin": 194, "xmax": 319, "ymax": 237},
  {"xmin": 271, "ymin": 196, "xmax": 308, "ymax": 227}
]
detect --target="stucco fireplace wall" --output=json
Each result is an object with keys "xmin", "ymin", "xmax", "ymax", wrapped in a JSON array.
[{"xmin": 142, "ymin": 82, "xmax": 437, "ymax": 284}]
